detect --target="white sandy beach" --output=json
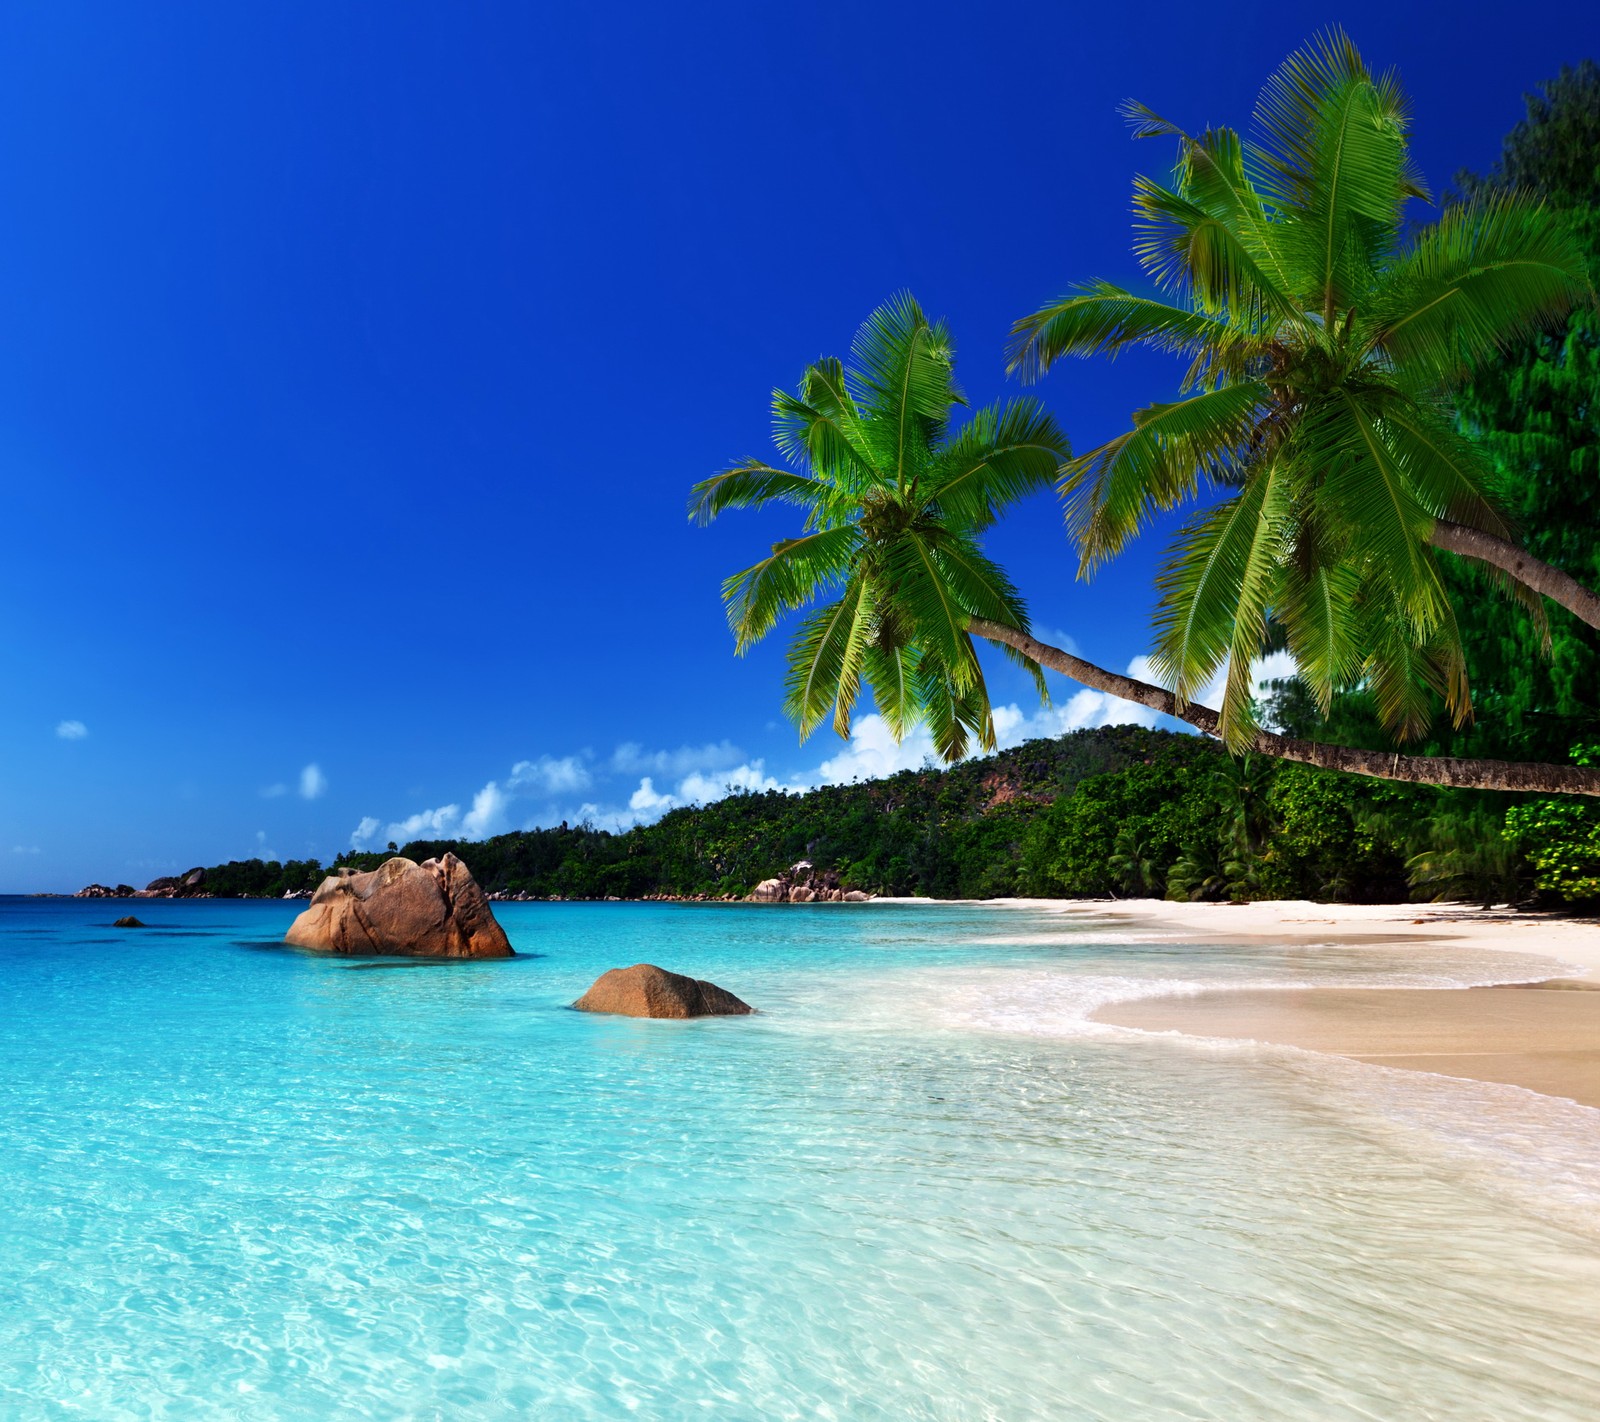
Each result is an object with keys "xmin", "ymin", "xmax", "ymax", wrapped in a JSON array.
[{"xmin": 984, "ymin": 898, "xmax": 1600, "ymax": 1110}]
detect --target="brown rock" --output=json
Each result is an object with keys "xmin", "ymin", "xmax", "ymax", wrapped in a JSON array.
[
  {"xmin": 750, "ymin": 878, "xmax": 784, "ymax": 902},
  {"xmin": 843, "ymin": 890, "xmax": 872, "ymax": 902},
  {"xmin": 572, "ymin": 963, "xmax": 753, "ymax": 1018},
  {"xmin": 788, "ymin": 885, "xmax": 815, "ymax": 903},
  {"xmin": 112, "ymin": 916, "xmax": 145, "ymax": 928},
  {"xmin": 284, "ymin": 854, "xmax": 514, "ymax": 958}
]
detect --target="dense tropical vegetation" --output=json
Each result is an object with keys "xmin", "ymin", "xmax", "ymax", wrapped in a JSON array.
[{"xmin": 182, "ymin": 723, "xmax": 1576, "ymax": 907}]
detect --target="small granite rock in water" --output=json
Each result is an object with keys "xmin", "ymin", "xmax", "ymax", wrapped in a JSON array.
[
  {"xmin": 112, "ymin": 916, "xmax": 145, "ymax": 928},
  {"xmin": 572, "ymin": 963, "xmax": 753, "ymax": 1018},
  {"xmin": 284, "ymin": 854, "xmax": 513, "ymax": 958}
]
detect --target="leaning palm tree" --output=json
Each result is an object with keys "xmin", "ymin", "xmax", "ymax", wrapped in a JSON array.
[
  {"xmin": 694, "ymin": 297, "xmax": 1600, "ymax": 793},
  {"xmin": 1006, "ymin": 29, "xmax": 1596, "ymax": 751},
  {"xmin": 698, "ymin": 293, "xmax": 1600, "ymax": 795},
  {"xmin": 689, "ymin": 294, "xmax": 1068, "ymax": 761}
]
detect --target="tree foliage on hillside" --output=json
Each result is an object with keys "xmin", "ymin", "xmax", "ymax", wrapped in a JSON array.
[{"xmin": 175, "ymin": 722, "xmax": 1589, "ymax": 910}]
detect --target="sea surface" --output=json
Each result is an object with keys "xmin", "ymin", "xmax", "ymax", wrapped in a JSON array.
[{"xmin": 2, "ymin": 895, "xmax": 1598, "ymax": 1421}]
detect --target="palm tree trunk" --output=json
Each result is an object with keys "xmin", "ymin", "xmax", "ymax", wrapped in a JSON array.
[
  {"xmin": 967, "ymin": 618, "xmax": 1600, "ymax": 797},
  {"xmin": 1428, "ymin": 520, "xmax": 1600, "ymax": 631}
]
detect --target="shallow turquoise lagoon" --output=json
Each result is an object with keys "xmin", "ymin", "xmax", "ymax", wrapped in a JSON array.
[{"xmin": 3, "ymin": 897, "xmax": 1599, "ymax": 1419}]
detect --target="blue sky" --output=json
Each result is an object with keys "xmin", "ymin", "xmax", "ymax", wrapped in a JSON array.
[{"xmin": 2, "ymin": 0, "xmax": 1595, "ymax": 890}]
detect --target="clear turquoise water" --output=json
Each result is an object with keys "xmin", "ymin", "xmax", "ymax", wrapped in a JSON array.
[{"xmin": 3, "ymin": 896, "xmax": 1599, "ymax": 1420}]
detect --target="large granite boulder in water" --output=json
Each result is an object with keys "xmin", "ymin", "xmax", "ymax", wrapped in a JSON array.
[
  {"xmin": 285, "ymin": 854, "xmax": 513, "ymax": 958},
  {"xmin": 572, "ymin": 963, "xmax": 752, "ymax": 1018}
]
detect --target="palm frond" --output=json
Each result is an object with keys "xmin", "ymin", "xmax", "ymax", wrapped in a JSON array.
[
  {"xmin": 1007, "ymin": 281, "xmax": 1249, "ymax": 382},
  {"xmin": 863, "ymin": 639, "xmax": 918, "ymax": 743},
  {"xmin": 1277, "ymin": 559, "xmax": 1365, "ymax": 714},
  {"xmin": 927, "ymin": 398, "xmax": 1068, "ymax": 530},
  {"xmin": 878, "ymin": 528, "xmax": 979, "ymax": 687},
  {"xmin": 934, "ymin": 534, "xmax": 1050, "ymax": 701},
  {"xmin": 1305, "ymin": 393, "xmax": 1445, "ymax": 630},
  {"xmin": 1253, "ymin": 27, "xmax": 1416, "ymax": 317},
  {"xmin": 915, "ymin": 643, "xmax": 991, "ymax": 761},
  {"xmin": 1131, "ymin": 175, "xmax": 1302, "ymax": 326},
  {"xmin": 721, "ymin": 526, "xmax": 863, "ymax": 652},
  {"xmin": 782, "ymin": 579, "xmax": 872, "ymax": 740},
  {"xmin": 771, "ymin": 358, "xmax": 876, "ymax": 485},
  {"xmin": 1061, "ymin": 381, "xmax": 1269, "ymax": 573},
  {"xmin": 688, "ymin": 461, "xmax": 835, "ymax": 527},
  {"xmin": 1151, "ymin": 464, "xmax": 1288, "ymax": 723},
  {"xmin": 1365, "ymin": 193, "xmax": 1591, "ymax": 384},
  {"xmin": 1378, "ymin": 402, "xmax": 1508, "ymax": 534},
  {"xmin": 849, "ymin": 293, "xmax": 960, "ymax": 488}
]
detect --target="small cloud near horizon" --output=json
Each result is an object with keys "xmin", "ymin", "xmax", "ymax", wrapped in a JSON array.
[{"xmin": 56, "ymin": 720, "xmax": 88, "ymax": 740}]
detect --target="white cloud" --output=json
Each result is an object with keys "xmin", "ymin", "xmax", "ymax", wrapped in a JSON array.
[
  {"xmin": 299, "ymin": 764, "xmax": 328, "ymax": 800},
  {"xmin": 260, "ymin": 782, "xmax": 289, "ymax": 798},
  {"xmin": 815, "ymin": 715, "xmax": 940, "ymax": 783},
  {"xmin": 987, "ymin": 649, "xmax": 1302, "ymax": 747},
  {"xmin": 385, "ymin": 804, "xmax": 460, "ymax": 843},
  {"xmin": 55, "ymin": 720, "xmax": 88, "ymax": 740},
  {"xmin": 460, "ymin": 781, "xmax": 510, "ymax": 839},
  {"xmin": 1031, "ymin": 626, "xmax": 1082, "ymax": 657},
  {"xmin": 628, "ymin": 777, "xmax": 675, "ymax": 815},
  {"xmin": 1191, "ymin": 649, "xmax": 1299, "ymax": 720},
  {"xmin": 509, "ymin": 755, "xmax": 592, "ymax": 795},
  {"xmin": 611, "ymin": 740, "xmax": 747, "ymax": 778},
  {"xmin": 677, "ymin": 761, "xmax": 786, "ymax": 803},
  {"xmin": 350, "ymin": 815, "xmax": 381, "ymax": 849}
]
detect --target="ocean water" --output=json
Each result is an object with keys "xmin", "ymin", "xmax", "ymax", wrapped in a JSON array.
[{"xmin": 2, "ymin": 896, "xmax": 1598, "ymax": 1421}]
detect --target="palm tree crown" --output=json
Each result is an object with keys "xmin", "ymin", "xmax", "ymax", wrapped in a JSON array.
[
  {"xmin": 690, "ymin": 294, "xmax": 1069, "ymax": 761},
  {"xmin": 1010, "ymin": 28, "xmax": 1591, "ymax": 748}
]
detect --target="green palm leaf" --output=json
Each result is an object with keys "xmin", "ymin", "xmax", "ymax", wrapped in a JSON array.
[
  {"xmin": 688, "ymin": 461, "xmax": 836, "ymax": 527},
  {"xmin": 1366, "ymin": 194, "xmax": 1591, "ymax": 383},
  {"xmin": 927, "ymin": 398, "xmax": 1067, "ymax": 530},
  {"xmin": 721, "ymin": 526, "xmax": 863, "ymax": 652},
  {"xmin": 1062, "ymin": 381, "xmax": 1269, "ymax": 573},
  {"xmin": 1007, "ymin": 281, "xmax": 1248, "ymax": 383},
  {"xmin": 1150, "ymin": 466, "xmax": 1286, "ymax": 715},
  {"xmin": 783, "ymin": 577, "xmax": 872, "ymax": 740}
]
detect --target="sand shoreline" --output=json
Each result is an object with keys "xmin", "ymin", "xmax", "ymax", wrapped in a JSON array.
[{"xmin": 963, "ymin": 897, "xmax": 1600, "ymax": 1111}]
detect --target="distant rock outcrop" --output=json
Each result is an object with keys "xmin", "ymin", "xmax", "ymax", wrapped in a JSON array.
[
  {"xmin": 140, "ymin": 868, "xmax": 208, "ymax": 898},
  {"xmin": 572, "ymin": 964, "xmax": 753, "ymax": 1018},
  {"xmin": 79, "ymin": 869, "xmax": 209, "ymax": 900},
  {"xmin": 112, "ymin": 916, "xmax": 145, "ymax": 928},
  {"xmin": 284, "ymin": 854, "xmax": 514, "ymax": 959},
  {"xmin": 746, "ymin": 861, "xmax": 870, "ymax": 904}
]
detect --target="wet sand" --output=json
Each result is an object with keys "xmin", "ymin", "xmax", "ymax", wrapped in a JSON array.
[
  {"xmin": 1097, "ymin": 981, "xmax": 1600, "ymax": 1109},
  {"xmin": 991, "ymin": 899, "xmax": 1600, "ymax": 1109}
]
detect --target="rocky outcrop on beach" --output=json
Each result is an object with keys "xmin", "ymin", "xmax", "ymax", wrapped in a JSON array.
[
  {"xmin": 747, "ymin": 861, "xmax": 870, "ymax": 904},
  {"xmin": 572, "ymin": 963, "xmax": 753, "ymax": 1018},
  {"xmin": 79, "ymin": 869, "xmax": 208, "ymax": 900},
  {"xmin": 284, "ymin": 854, "xmax": 514, "ymax": 958}
]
